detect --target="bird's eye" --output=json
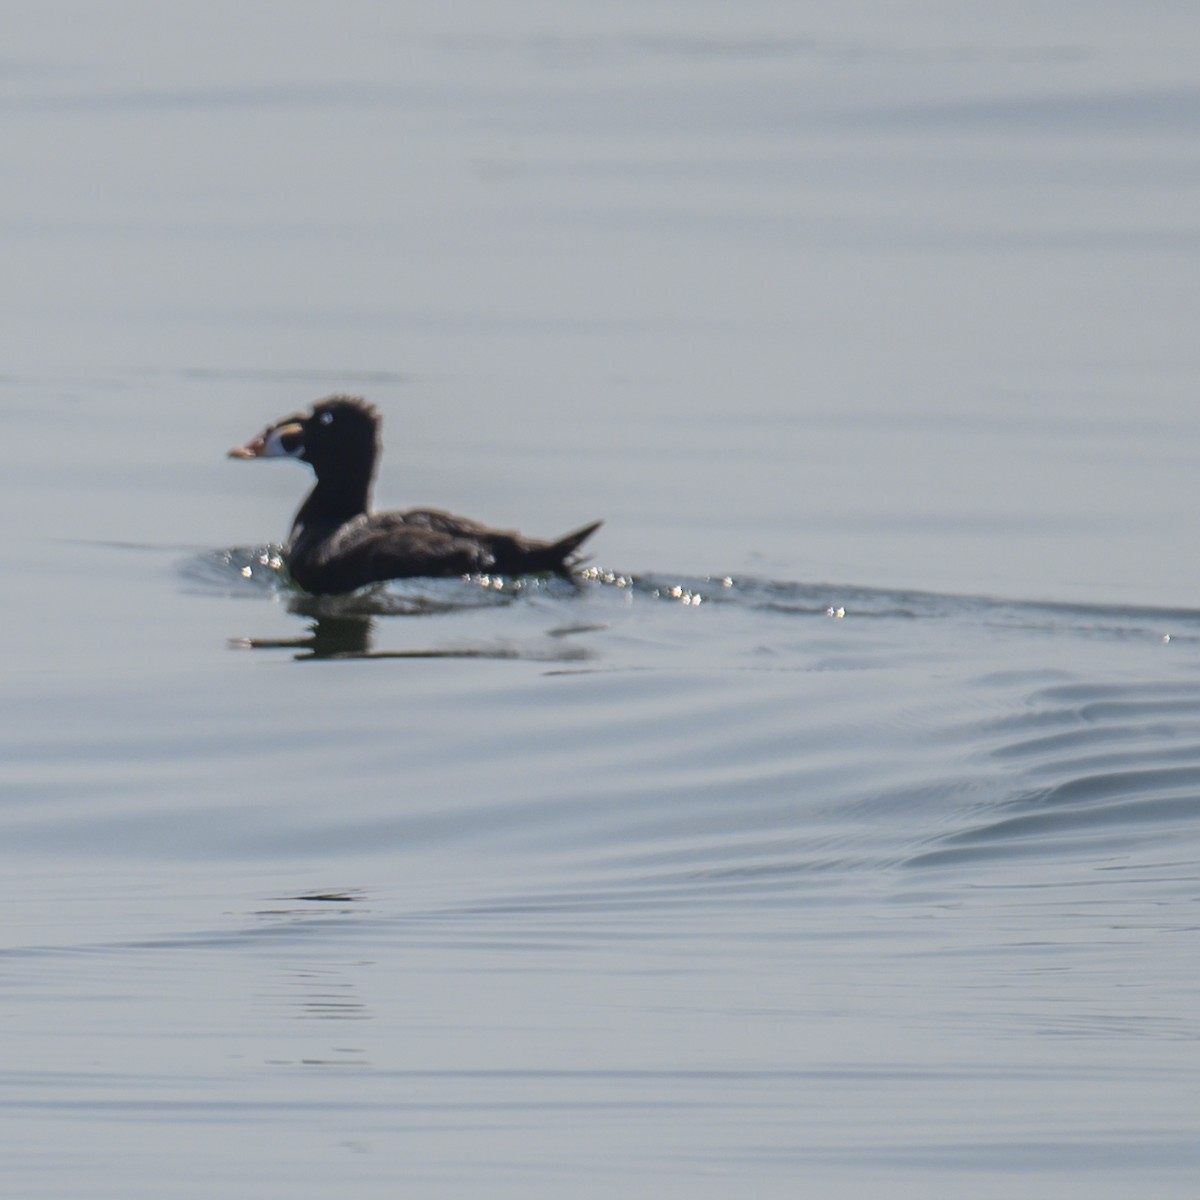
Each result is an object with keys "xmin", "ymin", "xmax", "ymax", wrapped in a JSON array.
[{"xmin": 319, "ymin": 411, "xmax": 334, "ymax": 425}]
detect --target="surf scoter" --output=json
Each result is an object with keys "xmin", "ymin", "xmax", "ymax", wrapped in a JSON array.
[{"xmin": 229, "ymin": 395, "xmax": 602, "ymax": 595}]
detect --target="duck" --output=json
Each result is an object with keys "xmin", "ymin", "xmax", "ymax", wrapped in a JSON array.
[{"xmin": 229, "ymin": 395, "xmax": 602, "ymax": 595}]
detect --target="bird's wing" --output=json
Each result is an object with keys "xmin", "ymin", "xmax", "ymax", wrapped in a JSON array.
[{"xmin": 313, "ymin": 510, "xmax": 496, "ymax": 586}]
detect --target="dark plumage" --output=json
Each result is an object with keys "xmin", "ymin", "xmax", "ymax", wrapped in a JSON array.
[{"xmin": 229, "ymin": 395, "xmax": 601, "ymax": 595}]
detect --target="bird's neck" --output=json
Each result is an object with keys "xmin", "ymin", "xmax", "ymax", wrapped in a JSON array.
[{"xmin": 295, "ymin": 470, "xmax": 373, "ymax": 529}]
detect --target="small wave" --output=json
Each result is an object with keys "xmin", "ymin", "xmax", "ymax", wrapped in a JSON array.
[
  {"xmin": 910, "ymin": 678, "xmax": 1200, "ymax": 869},
  {"xmin": 188, "ymin": 547, "xmax": 1200, "ymax": 634},
  {"xmin": 182, "ymin": 545, "xmax": 586, "ymax": 615},
  {"xmin": 634, "ymin": 572, "xmax": 1200, "ymax": 637},
  {"xmin": 181, "ymin": 544, "xmax": 289, "ymax": 596}
]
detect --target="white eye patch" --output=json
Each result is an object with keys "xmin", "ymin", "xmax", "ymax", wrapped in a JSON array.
[
  {"xmin": 260, "ymin": 424, "xmax": 305, "ymax": 458},
  {"xmin": 319, "ymin": 411, "xmax": 334, "ymax": 425}
]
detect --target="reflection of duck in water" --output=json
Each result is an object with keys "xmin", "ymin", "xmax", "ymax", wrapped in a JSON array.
[
  {"xmin": 229, "ymin": 396, "xmax": 601, "ymax": 595},
  {"xmin": 231, "ymin": 610, "xmax": 596, "ymax": 664},
  {"xmin": 231, "ymin": 612, "xmax": 377, "ymax": 659}
]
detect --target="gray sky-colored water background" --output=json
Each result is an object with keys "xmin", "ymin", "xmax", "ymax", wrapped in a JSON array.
[{"xmin": 4, "ymin": 3, "xmax": 1200, "ymax": 1197}]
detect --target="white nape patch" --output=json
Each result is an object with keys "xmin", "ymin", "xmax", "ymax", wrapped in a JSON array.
[{"xmin": 260, "ymin": 426, "xmax": 304, "ymax": 458}]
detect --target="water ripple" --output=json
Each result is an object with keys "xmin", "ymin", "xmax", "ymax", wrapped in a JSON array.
[{"xmin": 912, "ymin": 678, "xmax": 1200, "ymax": 870}]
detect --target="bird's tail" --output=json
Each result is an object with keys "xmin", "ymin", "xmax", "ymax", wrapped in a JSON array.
[{"xmin": 545, "ymin": 520, "xmax": 603, "ymax": 576}]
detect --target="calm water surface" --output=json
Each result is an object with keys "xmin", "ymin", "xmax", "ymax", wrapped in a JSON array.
[{"xmin": 4, "ymin": 4, "xmax": 1200, "ymax": 1197}]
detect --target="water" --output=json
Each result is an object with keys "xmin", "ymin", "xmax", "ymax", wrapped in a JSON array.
[{"xmin": 4, "ymin": 4, "xmax": 1200, "ymax": 1196}]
